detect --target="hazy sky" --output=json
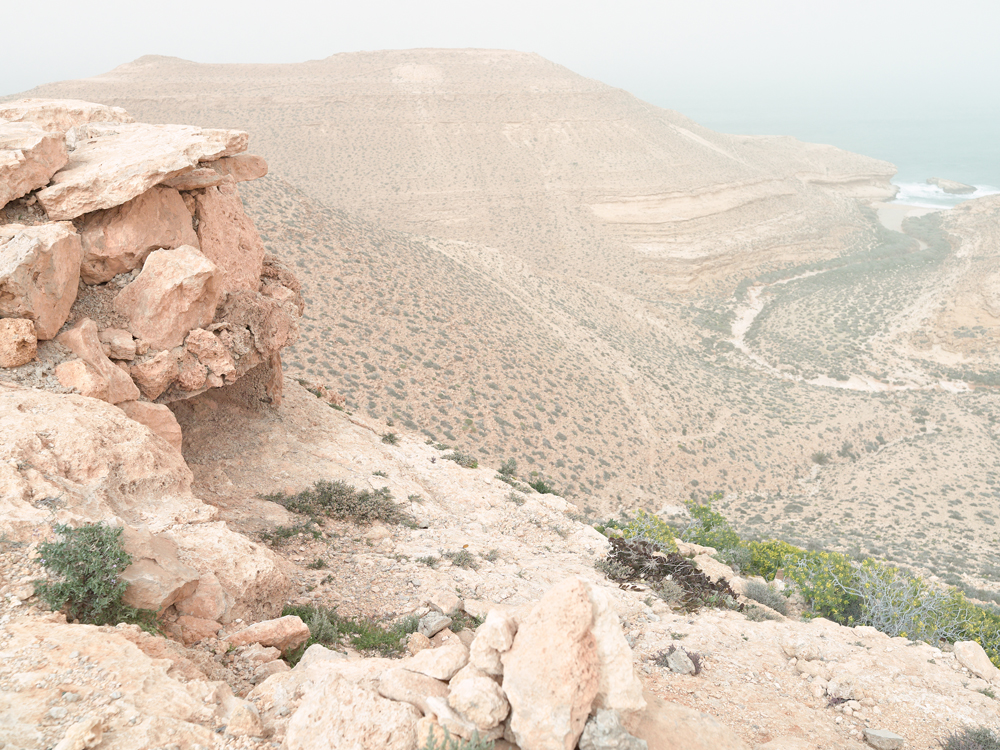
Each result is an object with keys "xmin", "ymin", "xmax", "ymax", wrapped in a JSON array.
[{"xmin": 4, "ymin": 0, "xmax": 999, "ymax": 181}]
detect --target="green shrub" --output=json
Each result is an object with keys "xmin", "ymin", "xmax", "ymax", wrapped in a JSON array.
[
  {"xmin": 262, "ymin": 480, "xmax": 407, "ymax": 525},
  {"xmin": 744, "ymin": 605, "xmax": 781, "ymax": 622},
  {"xmin": 444, "ymin": 550, "xmax": 479, "ymax": 570},
  {"xmin": 620, "ymin": 510, "xmax": 678, "ymax": 553},
  {"xmin": 381, "ymin": 432, "xmax": 400, "ymax": 445},
  {"xmin": 938, "ymin": 727, "xmax": 1000, "ymax": 750},
  {"xmin": 421, "ymin": 726, "xmax": 495, "ymax": 750},
  {"xmin": 282, "ymin": 604, "xmax": 417, "ymax": 663},
  {"xmin": 35, "ymin": 523, "xmax": 157, "ymax": 628},
  {"xmin": 744, "ymin": 580, "xmax": 788, "ymax": 615},
  {"xmin": 745, "ymin": 539, "xmax": 805, "ymax": 579},
  {"xmin": 682, "ymin": 496, "xmax": 741, "ymax": 552},
  {"xmin": 812, "ymin": 451, "xmax": 831, "ymax": 465},
  {"xmin": 528, "ymin": 478, "xmax": 556, "ymax": 494},
  {"xmin": 443, "ymin": 451, "xmax": 478, "ymax": 469},
  {"xmin": 497, "ymin": 458, "xmax": 518, "ymax": 483},
  {"xmin": 260, "ymin": 522, "xmax": 322, "ymax": 547}
]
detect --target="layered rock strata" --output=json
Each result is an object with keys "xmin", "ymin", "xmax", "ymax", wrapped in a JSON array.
[{"xmin": 0, "ymin": 98, "xmax": 302, "ymax": 427}]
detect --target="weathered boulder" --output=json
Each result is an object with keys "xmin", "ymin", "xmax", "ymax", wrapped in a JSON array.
[
  {"xmin": 113, "ymin": 245, "xmax": 221, "ymax": 350},
  {"xmin": 56, "ymin": 317, "xmax": 141, "ymax": 403},
  {"xmin": 0, "ymin": 383, "xmax": 212, "ymax": 540},
  {"xmin": 194, "ymin": 177, "xmax": 266, "ymax": 294},
  {"xmin": 99, "ymin": 327, "xmax": 136, "ymax": 360},
  {"xmin": 284, "ymin": 672, "xmax": 421, "ymax": 750},
  {"xmin": 52, "ymin": 715, "xmax": 103, "ymax": 750},
  {"xmin": 117, "ymin": 400, "xmax": 183, "ymax": 452},
  {"xmin": 36, "ymin": 121, "xmax": 248, "ymax": 220},
  {"xmin": 130, "ymin": 349, "xmax": 180, "ymax": 400},
  {"xmin": 78, "ymin": 184, "xmax": 199, "ymax": 284},
  {"xmin": 120, "ymin": 526, "xmax": 201, "ymax": 612},
  {"xmin": 954, "ymin": 641, "xmax": 1000, "ymax": 682},
  {"xmin": 176, "ymin": 615, "xmax": 223, "ymax": 646},
  {"xmin": 225, "ymin": 615, "xmax": 310, "ymax": 655},
  {"xmin": 863, "ymin": 728, "xmax": 906, "ymax": 750},
  {"xmin": 404, "ymin": 642, "xmax": 469, "ymax": 681},
  {"xmin": 448, "ymin": 675, "xmax": 510, "ymax": 730},
  {"xmin": 0, "ymin": 222, "xmax": 82, "ymax": 339},
  {"xmin": 53, "ymin": 359, "xmax": 109, "ymax": 401},
  {"xmin": 167, "ymin": 521, "xmax": 291, "ymax": 624},
  {"xmin": 469, "ymin": 608, "xmax": 517, "ymax": 675},
  {"xmin": 502, "ymin": 577, "xmax": 601, "ymax": 750},
  {"xmin": 161, "ymin": 168, "xmax": 226, "ymax": 190},
  {"xmin": 928, "ymin": 177, "xmax": 976, "ymax": 195},
  {"xmin": 185, "ymin": 327, "xmax": 236, "ymax": 380},
  {"xmin": 0, "ymin": 98, "xmax": 134, "ymax": 133},
  {"xmin": 208, "ymin": 153, "xmax": 268, "ymax": 182},
  {"xmin": 225, "ymin": 700, "xmax": 266, "ymax": 738},
  {"xmin": 377, "ymin": 667, "xmax": 450, "ymax": 715},
  {"xmin": 0, "ymin": 318, "xmax": 37, "ymax": 367},
  {"xmin": 175, "ymin": 571, "xmax": 229, "ymax": 622},
  {"xmin": 0, "ymin": 119, "xmax": 68, "ymax": 208},
  {"xmin": 588, "ymin": 580, "xmax": 646, "ymax": 729}
]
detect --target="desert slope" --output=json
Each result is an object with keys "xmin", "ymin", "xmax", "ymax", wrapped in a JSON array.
[{"xmin": 12, "ymin": 49, "xmax": 896, "ymax": 292}]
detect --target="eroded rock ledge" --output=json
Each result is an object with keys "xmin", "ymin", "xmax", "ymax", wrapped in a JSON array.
[{"xmin": 0, "ymin": 98, "xmax": 302, "ymax": 451}]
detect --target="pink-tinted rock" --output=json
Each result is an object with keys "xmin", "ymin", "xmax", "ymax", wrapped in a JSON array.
[
  {"xmin": 78, "ymin": 185, "xmax": 199, "ymax": 284},
  {"xmin": 185, "ymin": 328, "xmax": 235, "ymax": 379},
  {"xmin": 176, "ymin": 351, "xmax": 208, "ymax": 391},
  {"xmin": 161, "ymin": 168, "xmax": 226, "ymax": 190},
  {"xmin": 0, "ymin": 222, "xmax": 81, "ymax": 339},
  {"xmin": 130, "ymin": 350, "xmax": 180, "ymax": 400},
  {"xmin": 113, "ymin": 246, "xmax": 221, "ymax": 350},
  {"xmin": 175, "ymin": 571, "xmax": 229, "ymax": 622},
  {"xmin": 0, "ymin": 318, "xmax": 37, "ymax": 367},
  {"xmin": 0, "ymin": 98, "xmax": 134, "ymax": 133},
  {"xmin": 120, "ymin": 526, "xmax": 201, "ymax": 612},
  {"xmin": 502, "ymin": 577, "xmax": 601, "ymax": 750},
  {"xmin": 194, "ymin": 177, "xmax": 265, "ymax": 295},
  {"xmin": 56, "ymin": 318, "xmax": 140, "ymax": 404},
  {"xmin": 99, "ymin": 327, "xmax": 136, "ymax": 360},
  {"xmin": 225, "ymin": 615, "xmax": 310, "ymax": 655},
  {"xmin": 207, "ymin": 153, "xmax": 268, "ymax": 182},
  {"xmin": 0, "ymin": 120, "xmax": 68, "ymax": 208},
  {"xmin": 177, "ymin": 615, "xmax": 223, "ymax": 646},
  {"xmin": 54, "ymin": 359, "xmax": 107, "ymax": 400},
  {"xmin": 36, "ymin": 122, "xmax": 248, "ymax": 220},
  {"xmin": 117, "ymin": 400, "xmax": 183, "ymax": 452}
]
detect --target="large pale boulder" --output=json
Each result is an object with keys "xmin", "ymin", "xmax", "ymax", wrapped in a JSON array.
[
  {"xmin": 377, "ymin": 667, "xmax": 451, "ymax": 715},
  {"xmin": 225, "ymin": 615, "xmax": 310, "ymax": 655},
  {"xmin": 53, "ymin": 359, "xmax": 109, "ymax": 401},
  {"xmin": 166, "ymin": 521, "xmax": 291, "ymax": 624},
  {"xmin": 120, "ymin": 526, "xmax": 201, "ymax": 612},
  {"xmin": 954, "ymin": 641, "xmax": 1000, "ymax": 682},
  {"xmin": 56, "ymin": 317, "xmax": 140, "ymax": 403},
  {"xmin": 175, "ymin": 571, "xmax": 228, "ymax": 622},
  {"xmin": 0, "ymin": 98, "xmax": 134, "ymax": 133},
  {"xmin": 469, "ymin": 609, "xmax": 517, "ymax": 675},
  {"xmin": 78, "ymin": 185, "xmax": 199, "ymax": 284},
  {"xmin": 502, "ymin": 577, "xmax": 601, "ymax": 750},
  {"xmin": 117, "ymin": 400, "xmax": 183, "ymax": 452},
  {"xmin": 284, "ymin": 672, "xmax": 421, "ymax": 750},
  {"xmin": 36, "ymin": 121, "xmax": 248, "ymax": 220},
  {"xmin": 448, "ymin": 675, "xmax": 510, "ymax": 730},
  {"xmin": 0, "ymin": 120, "xmax": 68, "ymax": 207},
  {"xmin": 194, "ymin": 177, "xmax": 266, "ymax": 294},
  {"xmin": 0, "ymin": 383, "xmax": 212, "ymax": 539},
  {"xmin": 0, "ymin": 318, "xmax": 37, "ymax": 367},
  {"xmin": 588, "ymin": 582, "xmax": 646, "ymax": 729},
  {"xmin": 113, "ymin": 245, "xmax": 222, "ymax": 350},
  {"xmin": 403, "ymin": 642, "xmax": 469, "ymax": 681},
  {"xmin": 208, "ymin": 153, "xmax": 268, "ymax": 182},
  {"xmin": 0, "ymin": 222, "xmax": 81, "ymax": 339}
]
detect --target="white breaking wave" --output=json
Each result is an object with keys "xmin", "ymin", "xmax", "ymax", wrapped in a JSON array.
[{"xmin": 891, "ymin": 181, "xmax": 1000, "ymax": 208}]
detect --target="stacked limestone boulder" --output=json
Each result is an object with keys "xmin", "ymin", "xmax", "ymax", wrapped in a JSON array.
[{"xmin": 0, "ymin": 98, "xmax": 302, "ymax": 450}]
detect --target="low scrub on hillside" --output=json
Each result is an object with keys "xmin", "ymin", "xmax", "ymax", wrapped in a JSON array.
[
  {"xmin": 34, "ymin": 523, "xmax": 158, "ymax": 630},
  {"xmin": 594, "ymin": 499, "xmax": 1000, "ymax": 666},
  {"xmin": 261, "ymin": 480, "xmax": 409, "ymax": 526},
  {"xmin": 282, "ymin": 604, "xmax": 417, "ymax": 663}
]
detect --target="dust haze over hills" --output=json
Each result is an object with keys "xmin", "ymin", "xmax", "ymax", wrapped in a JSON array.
[{"xmin": 16, "ymin": 49, "xmax": 1000, "ymax": 597}]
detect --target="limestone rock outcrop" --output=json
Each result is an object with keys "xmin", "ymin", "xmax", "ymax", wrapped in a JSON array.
[
  {"xmin": 0, "ymin": 98, "xmax": 134, "ymax": 133},
  {"xmin": 78, "ymin": 184, "xmax": 199, "ymax": 284},
  {"xmin": 0, "ymin": 222, "xmax": 81, "ymax": 339},
  {"xmin": 0, "ymin": 317, "xmax": 36, "ymax": 367},
  {"xmin": 0, "ymin": 119, "xmax": 68, "ymax": 207}
]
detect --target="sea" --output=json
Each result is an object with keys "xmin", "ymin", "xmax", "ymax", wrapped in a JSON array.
[{"xmin": 676, "ymin": 102, "xmax": 1000, "ymax": 210}]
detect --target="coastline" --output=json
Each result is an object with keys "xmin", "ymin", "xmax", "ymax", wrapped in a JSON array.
[{"xmin": 872, "ymin": 200, "xmax": 940, "ymax": 233}]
